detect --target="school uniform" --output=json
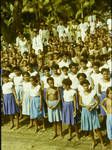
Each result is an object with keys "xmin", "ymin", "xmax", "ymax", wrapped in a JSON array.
[
  {"xmin": 107, "ymin": 114, "xmax": 112, "ymax": 140},
  {"xmin": 22, "ymin": 81, "xmax": 31, "ymax": 115},
  {"xmin": 80, "ymin": 90, "xmax": 100, "ymax": 131},
  {"xmin": 62, "ymin": 89, "xmax": 76, "ymax": 125},
  {"xmin": 13, "ymin": 75, "xmax": 23, "ymax": 101},
  {"xmin": 29, "ymin": 85, "xmax": 42, "ymax": 119},
  {"xmin": 2, "ymin": 82, "xmax": 19, "ymax": 115},
  {"xmin": 98, "ymin": 79, "xmax": 111, "ymax": 116},
  {"xmin": 48, "ymin": 100, "xmax": 62, "ymax": 123}
]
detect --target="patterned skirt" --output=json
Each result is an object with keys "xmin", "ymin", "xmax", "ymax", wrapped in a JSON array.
[{"xmin": 107, "ymin": 114, "xmax": 112, "ymax": 140}]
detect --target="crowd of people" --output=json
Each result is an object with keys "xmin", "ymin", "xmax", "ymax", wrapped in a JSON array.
[{"xmin": 1, "ymin": 12, "xmax": 112, "ymax": 149}]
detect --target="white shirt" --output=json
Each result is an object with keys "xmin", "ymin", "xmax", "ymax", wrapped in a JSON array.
[
  {"xmin": 14, "ymin": 75, "xmax": 23, "ymax": 86},
  {"xmin": 29, "ymin": 71, "xmax": 38, "ymax": 77},
  {"xmin": 63, "ymin": 89, "xmax": 76, "ymax": 102},
  {"xmin": 68, "ymin": 73, "xmax": 79, "ymax": 90},
  {"xmin": 2, "ymin": 82, "xmax": 14, "ymax": 94},
  {"xmin": 57, "ymin": 25, "xmax": 65, "ymax": 38},
  {"xmin": 107, "ymin": 18, "xmax": 112, "ymax": 30},
  {"xmin": 23, "ymin": 82, "xmax": 31, "ymax": 94},
  {"xmin": 98, "ymin": 79, "xmax": 111, "ymax": 92},
  {"xmin": 40, "ymin": 76, "xmax": 49, "ymax": 88},
  {"xmin": 58, "ymin": 60, "xmax": 71, "ymax": 68},
  {"xmin": 51, "ymin": 74, "xmax": 63, "ymax": 87},
  {"xmin": 30, "ymin": 85, "xmax": 41, "ymax": 97},
  {"xmin": 80, "ymin": 90, "xmax": 96, "ymax": 106},
  {"xmin": 9, "ymin": 72, "xmax": 16, "ymax": 79}
]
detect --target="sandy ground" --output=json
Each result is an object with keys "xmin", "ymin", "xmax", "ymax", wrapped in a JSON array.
[{"xmin": 1, "ymin": 117, "xmax": 112, "ymax": 150}]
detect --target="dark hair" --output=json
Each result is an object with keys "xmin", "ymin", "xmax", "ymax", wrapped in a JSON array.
[
  {"xmin": 77, "ymin": 73, "xmax": 87, "ymax": 79},
  {"xmin": 51, "ymin": 63, "xmax": 59, "ymax": 70},
  {"xmin": 69, "ymin": 62, "xmax": 79, "ymax": 69},
  {"xmin": 106, "ymin": 87, "xmax": 112, "ymax": 97},
  {"xmin": 62, "ymin": 78, "xmax": 72, "ymax": 86},
  {"xmin": 30, "ymin": 76, "xmax": 38, "ymax": 83},
  {"xmin": 13, "ymin": 66, "xmax": 21, "ymax": 72},
  {"xmin": 80, "ymin": 59, "xmax": 87, "ymax": 64},
  {"xmin": 23, "ymin": 72, "xmax": 30, "ymax": 77},
  {"xmin": 62, "ymin": 66, "xmax": 68, "ymax": 71},
  {"xmin": 101, "ymin": 68, "xmax": 109, "ymax": 74},
  {"xmin": 43, "ymin": 66, "xmax": 50, "ymax": 72},
  {"xmin": 47, "ymin": 77, "xmax": 54, "ymax": 83},
  {"xmin": 93, "ymin": 61, "xmax": 100, "ymax": 67},
  {"xmin": 81, "ymin": 80, "xmax": 90, "ymax": 86}
]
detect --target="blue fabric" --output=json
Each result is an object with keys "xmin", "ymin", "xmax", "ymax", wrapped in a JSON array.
[
  {"xmin": 100, "ymin": 92, "xmax": 106, "ymax": 116},
  {"xmin": 30, "ymin": 96, "xmax": 42, "ymax": 119},
  {"xmin": 81, "ymin": 107, "xmax": 100, "ymax": 131},
  {"xmin": 15, "ymin": 86, "xmax": 23, "ymax": 101},
  {"xmin": 3, "ymin": 93, "xmax": 19, "ymax": 115},
  {"xmin": 107, "ymin": 114, "xmax": 112, "ymax": 140},
  {"xmin": 48, "ymin": 100, "xmax": 62, "ymax": 122}
]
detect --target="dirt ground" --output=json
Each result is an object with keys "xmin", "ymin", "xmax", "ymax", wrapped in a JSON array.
[{"xmin": 1, "ymin": 117, "xmax": 112, "ymax": 150}]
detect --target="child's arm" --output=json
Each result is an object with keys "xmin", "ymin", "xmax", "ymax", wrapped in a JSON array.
[
  {"xmin": 73, "ymin": 94, "xmax": 77, "ymax": 117},
  {"xmin": 79, "ymin": 94, "xmax": 85, "ymax": 107},
  {"xmin": 45, "ymin": 89, "xmax": 53, "ymax": 109},
  {"xmin": 101, "ymin": 98, "xmax": 108, "ymax": 114},
  {"xmin": 12, "ymin": 87, "xmax": 18, "ymax": 104},
  {"xmin": 89, "ymin": 95, "xmax": 99, "ymax": 111},
  {"xmin": 39, "ymin": 88, "xmax": 42, "ymax": 111},
  {"xmin": 98, "ymin": 83, "xmax": 101, "ymax": 94}
]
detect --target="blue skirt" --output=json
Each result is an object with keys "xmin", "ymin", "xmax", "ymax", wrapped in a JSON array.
[
  {"xmin": 107, "ymin": 114, "xmax": 112, "ymax": 140},
  {"xmin": 62, "ymin": 101, "xmax": 75, "ymax": 125},
  {"xmin": 3, "ymin": 93, "xmax": 19, "ymax": 115},
  {"xmin": 48, "ymin": 100, "xmax": 62, "ymax": 123},
  {"xmin": 81, "ymin": 107, "xmax": 100, "ymax": 131},
  {"xmin": 100, "ymin": 92, "xmax": 106, "ymax": 116},
  {"xmin": 30, "ymin": 96, "xmax": 42, "ymax": 119},
  {"xmin": 22, "ymin": 93, "xmax": 30, "ymax": 115}
]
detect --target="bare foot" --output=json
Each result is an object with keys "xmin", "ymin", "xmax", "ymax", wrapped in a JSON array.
[
  {"xmin": 10, "ymin": 124, "xmax": 14, "ymax": 129},
  {"xmin": 15, "ymin": 125, "xmax": 20, "ymax": 129},
  {"xmin": 19, "ymin": 115, "xmax": 23, "ymax": 120},
  {"xmin": 28, "ymin": 124, "xmax": 33, "ymax": 129},
  {"xmin": 67, "ymin": 137, "xmax": 72, "ymax": 141},
  {"xmin": 91, "ymin": 141, "xmax": 96, "ymax": 150},
  {"xmin": 52, "ymin": 134, "xmax": 58, "ymax": 140},
  {"xmin": 34, "ymin": 128, "xmax": 38, "ymax": 133}
]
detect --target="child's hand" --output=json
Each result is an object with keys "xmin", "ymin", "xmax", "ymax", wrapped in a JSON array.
[
  {"xmin": 40, "ymin": 104, "xmax": 42, "ymax": 111},
  {"xmin": 74, "ymin": 111, "xmax": 76, "ymax": 117},
  {"xmin": 86, "ymin": 105, "xmax": 91, "ymax": 111}
]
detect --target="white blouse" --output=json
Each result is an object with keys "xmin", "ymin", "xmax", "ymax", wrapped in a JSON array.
[
  {"xmin": 23, "ymin": 82, "xmax": 31, "ymax": 93},
  {"xmin": 40, "ymin": 76, "xmax": 49, "ymax": 88},
  {"xmin": 63, "ymin": 89, "xmax": 76, "ymax": 102},
  {"xmin": 80, "ymin": 90, "xmax": 96, "ymax": 106},
  {"xmin": 2, "ymin": 82, "xmax": 14, "ymax": 94},
  {"xmin": 99, "ymin": 79, "xmax": 111, "ymax": 92},
  {"xmin": 14, "ymin": 75, "xmax": 23, "ymax": 86},
  {"xmin": 30, "ymin": 85, "xmax": 41, "ymax": 97}
]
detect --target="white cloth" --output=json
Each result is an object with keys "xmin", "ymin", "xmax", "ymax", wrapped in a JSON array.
[
  {"xmin": 9, "ymin": 72, "xmax": 16, "ymax": 79},
  {"xmin": 80, "ymin": 89, "xmax": 96, "ymax": 106},
  {"xmin": 68, "ymin": 73, "xmax": 79, "ymax": 90},
  {"xmin": 51, "ymin": 75, "xmax": 63, "ymax": 87},
  {"xmin": 30, "ymin": 85, "xmax": 41, "ymax": 97},
  {"xmin": 57, "ymin": 25, "xmax": 65, "ymax": 38},
  {"xmin": 23, "ymin": 82, "xmax": 31, "ymax": 93},
  {"xmin": 107, "ymin": 18, "xmax": 112, "ymax": 31},
  {"xmin": 40, "ymin": 76, "xmax": 49, "ymax": 88},
  {"xmin": 58, "ymin": 60, "xmax": 70, "ymax": 68},
  {"xmin": 98, "ymin": 79, "xmax": 111, "ymax": 92},
  {"xmin": 13, "ymin": 75, "xmax": 23, "ymax": 86},
  {"xmin": 63, "ymin": 89, "xmax": 76, "ymax": 102},
  {"xmin": 16, "ymin": 37, "xmax": 28, "ymax": 54},
  {"xmin": 2, "ymin": 82, "xmax": 14, "ymax": 94}
]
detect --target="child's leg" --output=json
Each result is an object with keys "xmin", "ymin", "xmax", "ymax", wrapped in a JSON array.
[
  {"xmin": 89, "ymin": 131, "xmax": 96, "ymax": 149},
  {"xmin": 19, "ymin": 102, "xmax": 23, "ymax": 119},
  {"xmin": 16, "ymin": 113, "xmax": 19, "ymax": 129},
  {"xmin": 58, "ymin": 122, "xmax": 63, "ymax": 137},
  {"xmin": 42, "ymin": 117, "xmax": 46, "ymax": 130},
  {"xmin": 9, "ymin": 115, "xmax": 14, "ymax": 129},
  {"xmin": 96, "ymin": 129, "xmax": 105, "ymax": 148},
  {"xmin": 28, "ymin": 119, "xmax": 33, "ymax": 128},
  {"xmin": 52, "ymin": 122, "xmax": 58, "ymax": 139},
  {"xmin": 68, "ymin": 125, "xmax": 72, "ymax": 141},
  {"xmin": 75, "ymin": 125, "xmax": 79, "ymax": 140},
  {"xmin": 34, "ymin": 119, "xmax": 38, "ymax": 133}
]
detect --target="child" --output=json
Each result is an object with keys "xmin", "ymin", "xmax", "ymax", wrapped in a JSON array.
[
  {"xmin": 98, "ymin": 68, "xmax": 111, "ymax": 118},
  {"xmin": 22, "ymin": 72, "xmax": 31, "ymax": 118},
  {"xmin": 79, "ymin": 80, "xmax": 104, "ymax": 149},
  {"xmin": 13, "ymin": 67, "xmax": 23, "ymax": 119},
  {"xmin": 101, "ymin": 87, "xmax": 112, "ymax": 145},
  {"xmin": 2, "ymin": 74, "xmax": 19, "ymax": 129},
  {"xmin": 62, "ymin": 78, "xmax": 79, "ymax": 141},
  {"xmin": 29, "ymin": 76, "xmax": 42, "ymax": 133},
  {"xmin": 46, "ymin": 77, "xmax": 62, "ymax": 139}
]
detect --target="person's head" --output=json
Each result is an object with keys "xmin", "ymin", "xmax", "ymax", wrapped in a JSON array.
[
  {"xmin": 62, "ymin": 78, "xmax": 72, "ymax": 89},
  {"xmin": 23, "ymin": 52, "xmax": 28, "ymax": 59},
  {"xmin": 106, "ymin": 87, "xmax": 112, "ymax": 99},
  {"xmin": 101, "ymin": 68, "xmax": 110, "ymax": 80},
  {"xmin": 27, "ymin": 64, "xmax": 33, "ymax": 72},
  {"xmin": 47, "ymin": 77, "xmax": 54, "ymax": 88},
  {"xmin": 81, "ymin": 80, "xmax": 90, "ymax": 92},
  {"xmin": 30, "ymin": 75, "xmax": 39, "ymax": 86},
  {"xmin": 23, "ymin": 72, "xmax": 30, "ymax": 82},
  {"xmin": 77, "ymin": 73, "xmax": 87, "ymax": 84},
  {"xmin": 80, "ymin": 59, "xmax": 87, "ymax": 69},
  {"xmin": 43, "ymin": 66, "xmax": 50, "ymax": 76},
  {"xmin": 69, "ymin": 63, "xmax": 79, "ymax": 74},
  {"xmin": 93, "ymin": 61, "xmax": 100, "ymax": 73},
  {"xmin": 13, "ymin": 67, "xmax": 21, "ymax": 76},
  {"xmin": 61, "ymin": 66, "xmax": 68, "ymax": 75},
  {"xmin": 51, "ymin": 63, "xmax": 59, "ymax": 74},
  {"xmin": 2, "ymin": 74, "xmax": 9, "ymax": 83}
]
